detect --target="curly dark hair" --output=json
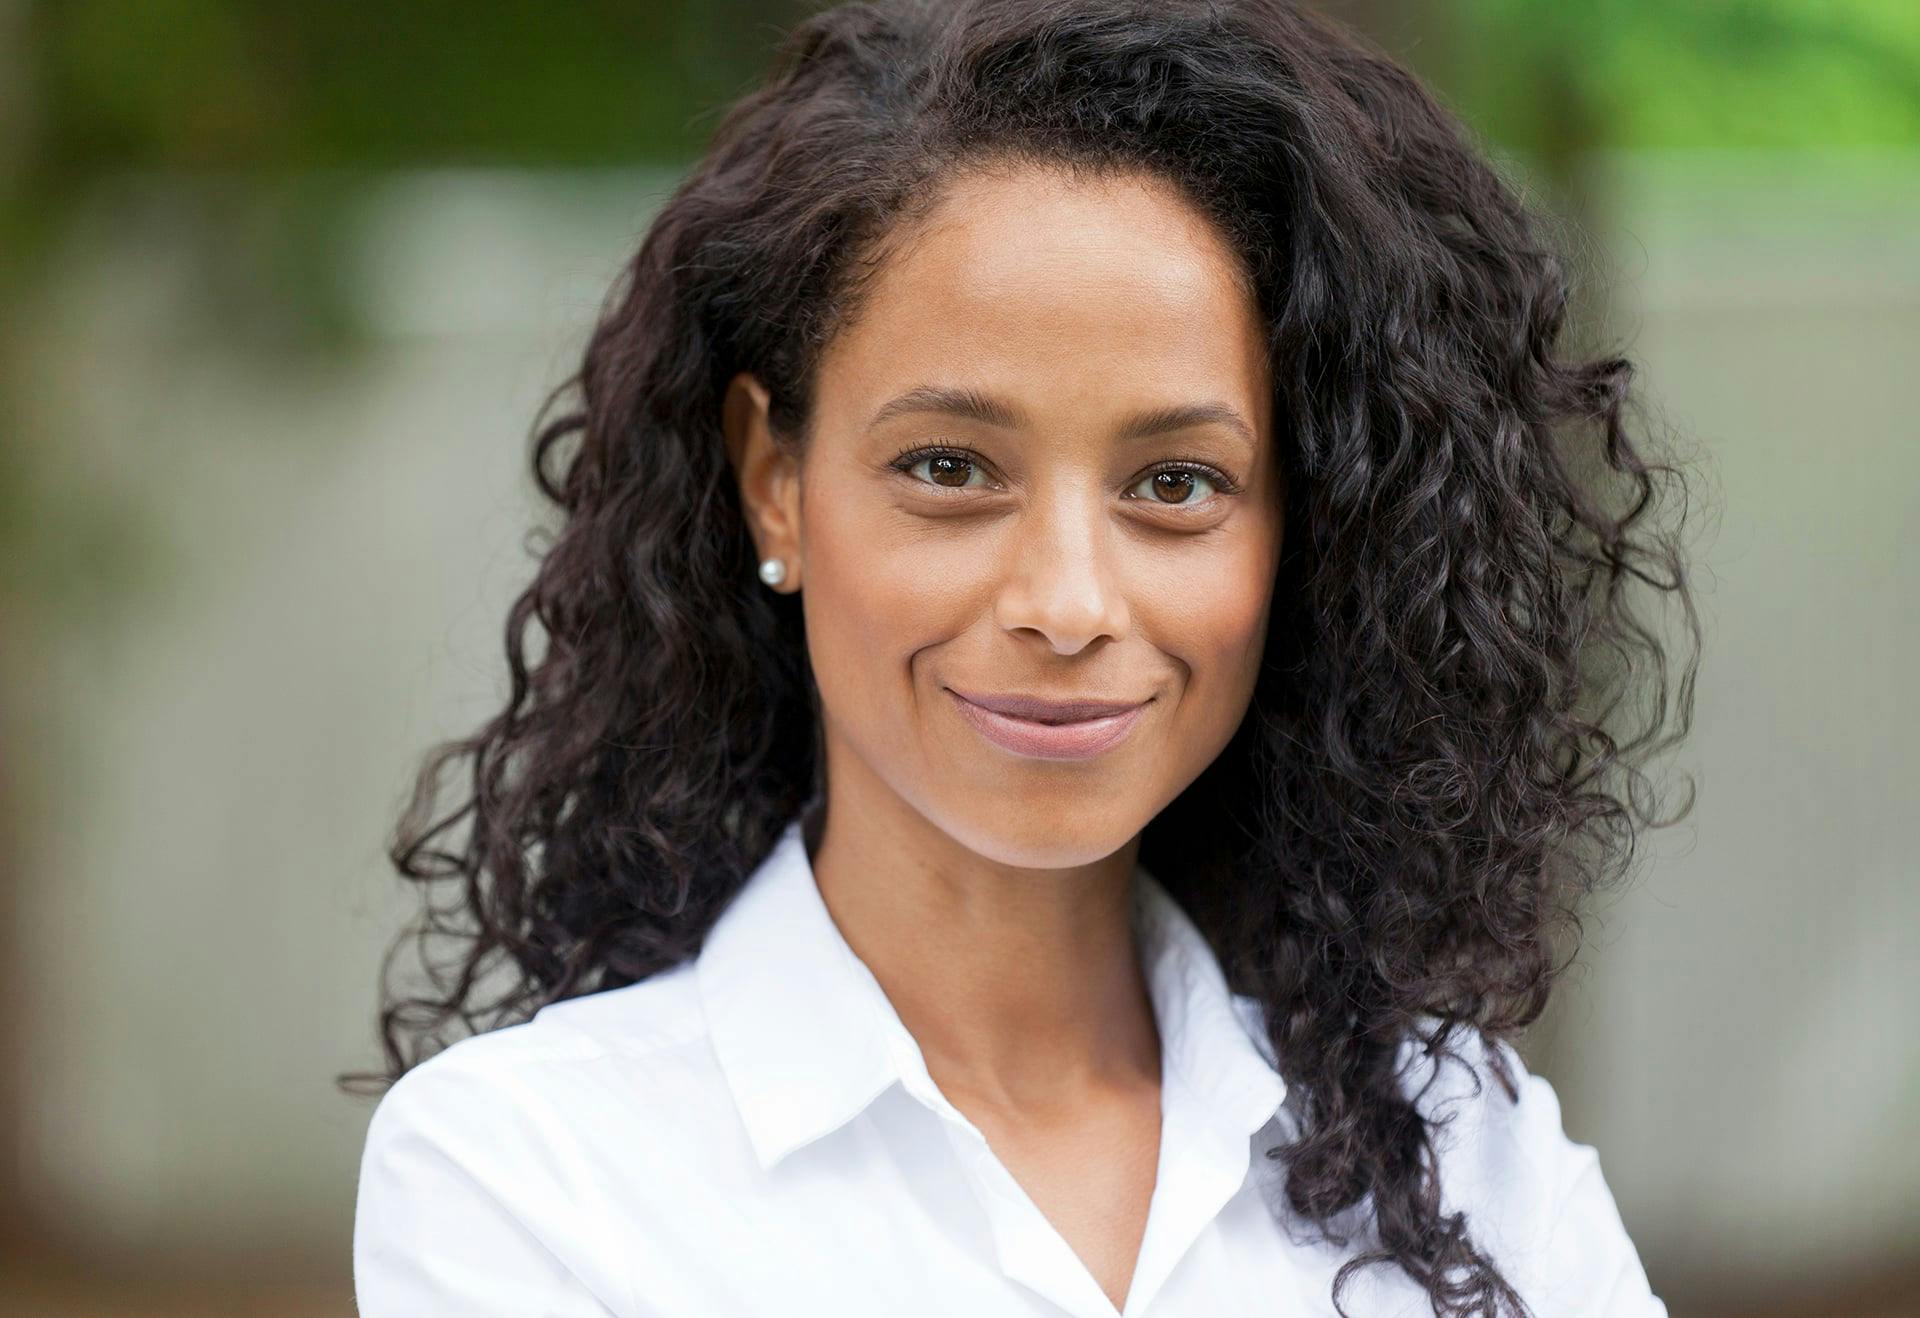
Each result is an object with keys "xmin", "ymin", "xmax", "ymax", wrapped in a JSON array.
[{"xmin": 348, "ymin": 2, "xmax": 1703, "ymax": 1314}]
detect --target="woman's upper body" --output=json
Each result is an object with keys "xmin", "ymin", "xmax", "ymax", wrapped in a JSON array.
[
  {"xmin": 355, "ymin": 2, "xmax": 1701, "ymax": 1314},
  {"xmin": 353, "ymin": 813, "xmax": 1667, "ymax": 1318}
]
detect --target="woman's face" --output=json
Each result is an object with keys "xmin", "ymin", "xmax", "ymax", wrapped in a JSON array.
[{"xmin": 727, "ymin": 164, "xmax": 1284, "ymax": 869}]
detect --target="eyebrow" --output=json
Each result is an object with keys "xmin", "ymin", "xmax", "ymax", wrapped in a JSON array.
[{"xmin": 867, "ymin": 384, "xmax": 1257, "ymax": 449}]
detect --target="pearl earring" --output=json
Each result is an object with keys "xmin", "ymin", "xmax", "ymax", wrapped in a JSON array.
[{"xmin": 758, "ymin": 557, "xmax": 787, "ymax": 587}]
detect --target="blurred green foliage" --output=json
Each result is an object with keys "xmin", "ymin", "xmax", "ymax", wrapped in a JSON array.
[
  {"xmin": 24, "ymin": 0, "xmax": 805, "ymax": 174},
  {"xmin": 1445, "ymin": 0, "xmax": 1920, "ymax": 157},
  {"xmin": 0, "ymin": 0, "xmax": 807, "ymax": 286}
]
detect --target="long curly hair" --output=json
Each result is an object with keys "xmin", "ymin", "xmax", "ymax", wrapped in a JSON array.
[{"xmin": 348, "ymin": 2, "xmax": 1703, "ymax": 1314}]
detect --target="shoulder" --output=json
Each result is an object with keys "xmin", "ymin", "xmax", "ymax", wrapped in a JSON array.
[
  {"xmin": 1393, "ymin": 1022, "xmax": 1670, "ymax": 1317},
  {"xmin": 1394, "ymin": 1022, "xmax": 1571, "ymax": 1201},
  {"xmin": 354, "ymin": 961, "xmax": 738, "ymax": 1247},
  {"xmin": 360, "ymin": 961, "xmax": 720, "ymax": 1167},
  {"xmin": 353, "ymin": 962, "xmax": 738, "ymax": 1313},
  {"xmin": 365, "ymin": 960, "xmax": 710, "ymax": 1129}
]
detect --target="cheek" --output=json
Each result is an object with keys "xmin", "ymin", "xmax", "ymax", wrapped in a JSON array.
[
  {"xmin": 796, "ymin": 489, "xmax": 970, "ymax": 706},
  {"xmin": 1153, "ymin": 537, "xmax": 1276, "ymax": 708}
]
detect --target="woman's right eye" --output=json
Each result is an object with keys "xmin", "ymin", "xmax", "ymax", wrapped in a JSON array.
[{"xmin": 893, "ymin": 447, "xmax": 993, "ymax": 490}]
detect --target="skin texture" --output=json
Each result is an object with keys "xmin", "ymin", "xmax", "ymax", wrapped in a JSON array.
[{"xmin": 722, "ymin": 163, "xmax": 1284, "ymax": 1308}]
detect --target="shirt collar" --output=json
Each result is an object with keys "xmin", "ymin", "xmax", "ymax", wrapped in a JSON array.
[{"xmin": 695, "ymin": 814, "xmax": 1288, "ymax": 1173}]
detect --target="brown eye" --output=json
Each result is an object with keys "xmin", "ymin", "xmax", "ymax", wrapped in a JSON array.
[
  {"xmin": 892, "ymin": 447, "xmax": 992, "ymax": 490},
  {"xmin": 1153, "ymin": 471, "xmax": 1195, "ymax": 503},
  {"xmin": 926, "ymin": 454, "xmax": 975, "ymax": 488},
  {"xmin": 1129, "ymin": 466, "xmax": 1220, "ymax": 505}
]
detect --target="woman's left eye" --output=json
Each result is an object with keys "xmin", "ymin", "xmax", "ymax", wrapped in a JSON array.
[{"xmin": 1127, "ymin": 467, "xmax": 1222, "ymax": 506}]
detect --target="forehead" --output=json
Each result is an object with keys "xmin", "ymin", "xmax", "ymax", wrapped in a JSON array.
[{"xmin": 817, "ymin": 165, "xmax": 1270, "ymax": 425}]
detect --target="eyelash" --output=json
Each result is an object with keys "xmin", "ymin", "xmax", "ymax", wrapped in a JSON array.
[{"xmin": 886, "ymin": 444, "xmax": 1244, "ymax": 507}]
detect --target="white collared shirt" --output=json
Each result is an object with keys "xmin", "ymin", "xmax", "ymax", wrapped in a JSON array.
[{"xmin": 353, "ymin": 816, "xmax": 1667, "ymax": 1316}]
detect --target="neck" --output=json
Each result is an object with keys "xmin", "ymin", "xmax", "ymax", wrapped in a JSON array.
[{"xmin": 804, "ymin": 766, "xmax": 1161, "ymax": 1120}]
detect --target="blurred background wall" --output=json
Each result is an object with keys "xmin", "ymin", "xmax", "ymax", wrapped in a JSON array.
[{"xmin": 1, "ymin": 1, "xmax": 1915, "ymax": 1313}]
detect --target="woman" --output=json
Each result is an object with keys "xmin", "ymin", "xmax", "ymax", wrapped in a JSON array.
[{"xmin": 350, "ymin": 1, "xmax": 1699, "ymax": 1314}]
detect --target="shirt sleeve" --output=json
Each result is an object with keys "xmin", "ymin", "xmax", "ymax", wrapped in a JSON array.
[
  {"xmin": 1413, "ymin": 1030, "xmax": 1670, "ymax": 1318},
  {"xmin": 352, "ymin": 1049, "xmax": 628, "ymax": 1317}
]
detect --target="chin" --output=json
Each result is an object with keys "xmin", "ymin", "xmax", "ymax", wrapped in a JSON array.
[{"xmin": 930, "ymin": 801, "xmax": 1144, "ymax": 872}]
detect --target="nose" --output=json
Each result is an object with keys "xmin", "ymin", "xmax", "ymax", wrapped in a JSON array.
[{"xmin": 991, "ymin": 487, "xmax": 1131, "ymax": 654}]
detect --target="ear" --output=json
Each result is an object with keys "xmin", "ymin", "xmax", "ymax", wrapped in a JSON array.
[{"xmin": 721, "ymin": 371, "xmax": 803, "ymax": 592}]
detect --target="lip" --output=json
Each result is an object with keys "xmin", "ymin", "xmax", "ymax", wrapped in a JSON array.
[{"xmin": 944, "ymin": 687, "xmax": 1150, "ymax": 761}]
